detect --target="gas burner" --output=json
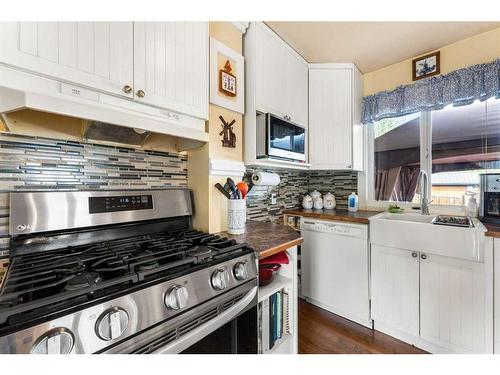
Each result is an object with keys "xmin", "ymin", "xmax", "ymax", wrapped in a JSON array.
[
  {"xmin": 187, "ymin": 245, "xmax": 213, "ymax": 262},
  {"xmin": 64, "ymin": 272, "xmax": 102, "ymax": 291},
  {"xmin": 134, "ymin": 251, "xmax": 160, "ymax": 271}
]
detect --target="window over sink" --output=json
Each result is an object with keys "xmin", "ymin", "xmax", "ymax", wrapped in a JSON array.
[{"xmin": 368, "ymin": 97, "xmax": 500, "ymax": 208}]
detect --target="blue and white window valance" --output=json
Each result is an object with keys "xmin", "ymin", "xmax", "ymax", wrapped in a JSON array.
[{"xmin": 361, "ymin": 58, "xmax": 500, "ymax": 124}]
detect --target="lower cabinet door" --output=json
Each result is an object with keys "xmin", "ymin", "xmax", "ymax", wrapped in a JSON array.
[
  {"xmin": 420, "ymin": 253, "xmax": 489, "ymax": 353},
  {"xmin": 371, "ymin": 245, "xmax": 420, "ymax": 337}
]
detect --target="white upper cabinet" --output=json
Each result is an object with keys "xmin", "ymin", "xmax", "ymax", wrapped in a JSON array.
[
  {"xmin": 285, "ymin": 49, "xmax": 308, "ymax": 127},
  {"xmin": 253, "ymin": 22, "xmax": 308, "ymax": 127},
  {"xmin": 0, "ymin": 22, "xmax": 134, "ymax": 98},
  {"xmin": 0, "ymin": 22, "xmax": 209, "ymax": 120},
  {"xmin": 308, "ymin": 64, "xmax": 363, "ymax": 170},
  {"xmin": 133, "ymin": 22, "xmax": 208, "ymax": 119}
]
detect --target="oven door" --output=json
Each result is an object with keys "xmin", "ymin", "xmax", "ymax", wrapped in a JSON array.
[
  {"xmin": 267, "ymin": 114, "xmax": 306, "ymax": 162},
  {"xmin": 102, "ymin": 279, "xmax": 258, "ymax": 354}
]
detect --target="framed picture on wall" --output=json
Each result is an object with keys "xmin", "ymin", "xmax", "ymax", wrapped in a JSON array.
[
  {"xmin": 412, "ymin": 51, "xmax": 440, "ymax": 81},
  {"xmin": 210, "ymin": 37, "xmax": 245, "ymax": 114}
]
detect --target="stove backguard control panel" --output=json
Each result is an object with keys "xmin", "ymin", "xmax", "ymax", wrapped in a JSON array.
[{"xmin": 88, "ymin": 195, "xmax": 153, "ymax": 214}]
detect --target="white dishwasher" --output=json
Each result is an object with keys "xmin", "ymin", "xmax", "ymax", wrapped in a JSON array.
[{"xmin": 300, "ymin": 217, "xmax": 371, "ymax": 328}]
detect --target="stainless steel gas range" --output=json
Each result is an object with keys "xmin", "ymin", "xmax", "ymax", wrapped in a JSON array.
[{"xmin": 0, "ymin": 190, "xmax": 258, "ymax": 354}]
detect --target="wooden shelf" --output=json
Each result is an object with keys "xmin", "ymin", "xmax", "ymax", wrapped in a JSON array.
[{"xmin": 258, "ymin": 274, "xmax": 293, "ymax": 303}]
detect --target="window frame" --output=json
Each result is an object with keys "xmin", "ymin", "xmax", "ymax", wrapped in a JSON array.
[{"xmin": 363, "ymin": 110, "xmax": 468, "ymax": 214}]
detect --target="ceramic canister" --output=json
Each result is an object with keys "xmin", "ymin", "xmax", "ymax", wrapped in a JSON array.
[
  {"xmin": 227, "ymin": 199, "xmax": 246, "ymax": 235},
  {"xmin": 302, "ymin": 195, "xmax": 313, "ymax": 209},
  {"xmin": 313, "ymin": 197, "xmax": 324, "ymax": 210},
  {"xmin": 323, "ymin": 192, "xmax": 336, "ymax": 210}
]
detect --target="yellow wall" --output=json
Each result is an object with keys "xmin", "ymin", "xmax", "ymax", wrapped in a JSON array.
[
  {"xmin": 187, "ymin": 22, "xmax": 244, "ymax": 233},
  {"xmin": 363, "ymin": 27, "xmax": 500, "ymax": 96}
]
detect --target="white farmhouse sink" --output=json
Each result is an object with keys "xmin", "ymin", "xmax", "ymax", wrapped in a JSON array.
[{"xmin": 369, "ymin": 212, "xmax": 487, "ymax": 262}]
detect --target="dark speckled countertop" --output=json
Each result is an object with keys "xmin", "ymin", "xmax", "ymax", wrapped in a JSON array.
[
  {"xmin": 217, "ymin": 221, "xmax": 303, "ymax": 259},
  {"xmin": 284, "ymin": 208, "xmax": 382, "ymax": 224}
]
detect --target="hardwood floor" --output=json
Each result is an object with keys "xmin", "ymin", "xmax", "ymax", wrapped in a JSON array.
[{"xmin": 298, "ymin": 299, "xmax": 427, "ymax": 354}]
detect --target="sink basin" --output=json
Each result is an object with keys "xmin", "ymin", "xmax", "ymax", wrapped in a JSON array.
[
  {"xmin": 377, "ymin": 213, "xmax": 435, "ymax": 224},
  {"xmin": 369, "ymin": 212, "xmax": 487, "ymax": 262}
]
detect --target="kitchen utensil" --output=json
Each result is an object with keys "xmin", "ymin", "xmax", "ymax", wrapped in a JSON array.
[
  {"xmin": 236, "ymin": 182, "xmax": 249, "ymax": 199},
  {"xmin": 224, "ymin": 182, "xmax": 236, "ymax": 199},
  {"xmin": 226, "ymin": 178, "xmax": 239, "ymax": 199},
  {"xmin": 214, "ymin": 183, "xmax": 231, "ymax": 199},
  {"xmin": 258, "ymin": 264, "xmax": 281, "ymax": 286}
]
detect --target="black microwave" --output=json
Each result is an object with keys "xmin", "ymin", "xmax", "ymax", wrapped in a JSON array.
[{"xmin": 256, "ymin": 113, "xmax": 307, "ymax": 162}]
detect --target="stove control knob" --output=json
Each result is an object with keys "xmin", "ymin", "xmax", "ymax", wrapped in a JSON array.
[
  {"xmin": 165, "ymin": 285, "xmax": 189, "ymax": 311},
  {"xmin": 31, "ymin": 328, "xmax": 74, "ymax": 354},
  {"xmin": 96, "ymin": 307, "xmax": 129, "ymax": 341},
  {"xmin": 233, "ymin": 262, "xmax": 249, "ymax": 281},
  {"xmin": 211, "ymin": 269, "xmax": 230, "ymax": 290}
]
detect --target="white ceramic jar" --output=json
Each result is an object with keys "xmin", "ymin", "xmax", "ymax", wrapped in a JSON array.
[
  {"xmin": 310, "ymin": 190, "xmax": 321, "ymax": 200},
  {"xmin": 313, "ymin": 197, "xmax": 324, "ymax": 210},
  {"xmin": 302, "ymin": 195, "xmax": 313, "ymax": 209},
  {"xmin": 227, "ymin": 199, "xmax": 246, "ymax": 234},
  {"xmin": 323, "ymin": 192, "xmax": 336, "ymax": 210}
]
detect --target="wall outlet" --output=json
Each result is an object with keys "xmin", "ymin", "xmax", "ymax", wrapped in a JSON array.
[{"xmin": 271, "ymin": 193, "xmax": 277, "ymax": 205}]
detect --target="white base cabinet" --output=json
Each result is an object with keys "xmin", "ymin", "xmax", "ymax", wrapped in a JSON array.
[
  {"xmin": 371, "ymin": 244, "xmax": 493, "ymax": 353},
  {"xmin": 371, "ymin": 245, "xmax": 420, "ymax": 337}
]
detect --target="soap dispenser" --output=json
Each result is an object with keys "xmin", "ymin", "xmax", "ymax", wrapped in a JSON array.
[{"xmin": 465, "ymin": 191, "xmax": 478, "ymax": 218}]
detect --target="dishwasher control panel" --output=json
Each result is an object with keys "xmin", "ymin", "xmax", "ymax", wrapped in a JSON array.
[{"xmin": 300, "ymin": 218, "xmax": 368, "ymax": 239}]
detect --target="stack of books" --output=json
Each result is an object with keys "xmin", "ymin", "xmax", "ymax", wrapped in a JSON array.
[{"xmin": 259, "ymin": 289, "xmax": 290, "ymax": 353}]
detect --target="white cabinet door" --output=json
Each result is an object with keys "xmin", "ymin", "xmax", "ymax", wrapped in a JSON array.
[
  {"xmin": 309, "ymin": 68, "xmax": 353, "ymax": 170},
  {"xmin": 0, "ymin": 22, "xmax": 134, "ymax": 98},
  {"xmin": 254, "ymin": 23, "xmax": 286, "ymax": 118},
  {"xmin": 285, "ymin": 49, "xmax": 308, "ymax": 127},
  {"xmin": 420, "ymin": 253, "xmax": 490, "ymax": 353},
  {"xmin": 133, "ymin": 22, "xmax": 208, "ymax": 119},
  {"xmin": 371, "ymin": 245, "xmax": 420, "ymax": 337}
]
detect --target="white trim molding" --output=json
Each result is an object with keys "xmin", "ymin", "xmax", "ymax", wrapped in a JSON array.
[
  {"xmin": 231, "ymin": 22, "xmax": 250, "ymax": 34},
  {"xmin": 209, "ymin": 158, "xmax": 246, "ymax": 178}
]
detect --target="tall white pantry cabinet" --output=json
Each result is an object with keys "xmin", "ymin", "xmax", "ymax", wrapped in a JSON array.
[{"xmin": 0, "ymin": 22, "xmax": 208, "ymax": 120}]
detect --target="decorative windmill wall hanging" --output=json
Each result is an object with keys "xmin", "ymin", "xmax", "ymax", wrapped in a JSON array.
[{"xmin": 219, "ymin": 115, "xmax": 236, "ymax": 148}]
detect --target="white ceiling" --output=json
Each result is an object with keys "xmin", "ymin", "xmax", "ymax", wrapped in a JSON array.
[{"xmin": 265, "ymin": 22, "xmax": 500, "ymax": 73}]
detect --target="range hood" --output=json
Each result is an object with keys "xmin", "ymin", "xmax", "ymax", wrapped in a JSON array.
[
  {"xmin": 0, "ymin": 65, "xmax": 208, "ymax": 150},
  {"xmin": 84, "ymin": 121, "xmax": 152, "ymax": 146}
]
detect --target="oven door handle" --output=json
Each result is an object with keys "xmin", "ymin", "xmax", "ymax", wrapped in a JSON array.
[{"xmin": 151, "ymin": 286, "xmax": 257, "ymax": 354}]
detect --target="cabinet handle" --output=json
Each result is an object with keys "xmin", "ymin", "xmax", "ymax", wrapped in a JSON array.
[
  {"xmin": 421, "ymin": 253, "xmax": 427, "ymax": 260},
  {"xmin": 411, "ymin": 252, "xmax": 418, "ymax": 258},
  {"xmin": 137, "ymin": 90, "xmax": 146, "ymax": 98},
  {"xmin": 122, "ymin": 85, "xmax": 133, "ymax": 94},
  {"xmin": 347, "ymin": 164, "xmax": 352, "ymax": 169}
]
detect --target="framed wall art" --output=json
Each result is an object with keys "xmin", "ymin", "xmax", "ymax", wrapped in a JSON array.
[
  {"xmin": 412, "ymin": 51, "xmax": 440, "ymax": 81},
  {"xmin": 210, "ymin": 37, "xmax": 245, "ymax": 114}
]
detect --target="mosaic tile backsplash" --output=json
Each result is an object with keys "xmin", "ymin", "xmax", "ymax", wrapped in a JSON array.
[
  {"xmin": 0, "ymin": 132, "xmax": 188, "ymax": 255},
  {"xmin": 244, "ymin": 168, "xmax": 358, "ymax": 222}
]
